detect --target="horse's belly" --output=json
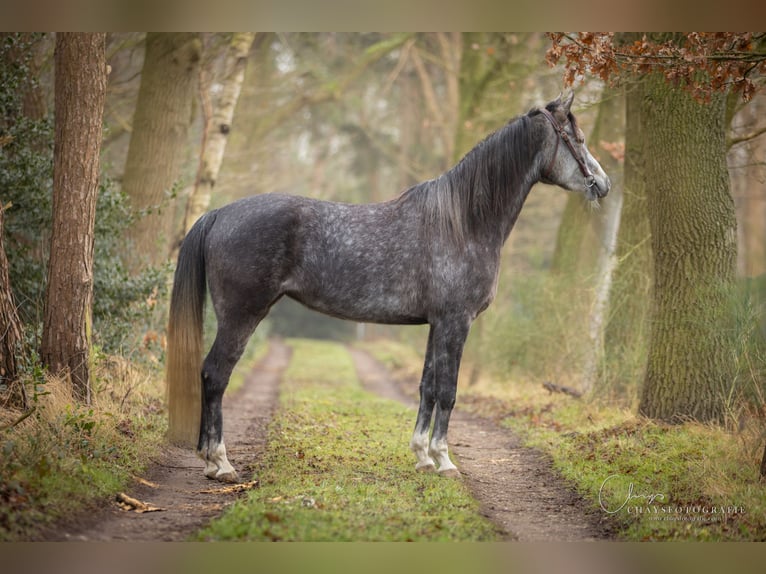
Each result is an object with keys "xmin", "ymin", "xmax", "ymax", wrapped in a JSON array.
[{"xmin": 285, "ymin": 279, "xmax": 426, "ymax": 325}]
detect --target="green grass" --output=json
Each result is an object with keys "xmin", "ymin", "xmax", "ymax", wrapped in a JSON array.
[
  {"xmin": 361, "ymin": 338, "xmax": 766, "ymax": 542},
  {"xmin": 516, "ymin": 411, "xmax": 766, "ymax": 541},
  {"xmin": 196, "ymin": 338, "xmax": 501, "ymax": 541}
]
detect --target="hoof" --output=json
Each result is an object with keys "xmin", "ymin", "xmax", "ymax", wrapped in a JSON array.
[
  {"xmin": 204, "ymin": 468, "xmax": 218, "ymax": 480},
  {"xmin": 216, "ymin": 470, "xmax": 240, "ymax": 484},
  {"xmin": 415, "ymin": 463, "xmax": 436, "ymax": 473},
  {"xmin": 438, "ymin": 468, "xmax": 461, "ymax": 479}
]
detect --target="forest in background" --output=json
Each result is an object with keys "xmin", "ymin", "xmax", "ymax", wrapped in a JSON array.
[{"xmin": 1, "ymin": 32, "xmax": 766, "ymax": 540}]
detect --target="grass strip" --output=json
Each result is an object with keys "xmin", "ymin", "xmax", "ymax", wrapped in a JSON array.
[{"xmin": 197, "ymin": 338, "xmax": 500, "ymax": 542}]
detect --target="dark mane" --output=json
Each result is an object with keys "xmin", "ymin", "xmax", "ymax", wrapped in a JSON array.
[{"xmin": 399, "ymin": 111, "xmax": 542, "ymax": 244}]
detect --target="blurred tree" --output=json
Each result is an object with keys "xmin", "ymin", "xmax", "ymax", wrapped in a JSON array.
[
  {"xmin": 0, "ymin": 202, "xmax": 24, "ymax": 406},
  {"xmin": 121, "ymin": 33, "xmax": 201, "ymax": 269},
  {"xmin": 180, "ymin": 32, "xmax": 255, "ymax": 239},
  {"xmin": 729, "ymin": 92, "xmax": 766, "ymax": 278},
  {"xmin": 0, "ymin": 33, "xmax": 54, "ymax": 325},
  {"xmin": 542, "ymin": 88, "xmax": 626, "ymax": 394},
  {"xmin": 581, "ymin": 89, "xmax": 625, "ymax": 393},
  {"xmin": 41, "ymin": 33, "xmax": 107, "ymax": 403},
  {"xmin": 602, "ymin": 74, "xmax": 653, "ymax": 399}
]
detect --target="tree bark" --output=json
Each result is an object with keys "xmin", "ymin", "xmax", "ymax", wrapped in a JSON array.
[
  {"xmin": 639, "ymin": 68, "xmax": 738, "ymax": 424},
  {"xmin": 181, "ymin": 32, "xmax": 254, "ymax": 238},
  {"xmin": 122, "ymin": 33, "xmax": 201, "ymax": 269},
  {"xmin": 0, "ymin": 202, "xmax": 24, "ymax": 406},
  {"xmin": 41, "ymin": 33, "xmax": 107, "ymax": 403}
]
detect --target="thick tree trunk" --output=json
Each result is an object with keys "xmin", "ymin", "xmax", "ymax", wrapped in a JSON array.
[
  {"xmin": 122, "ymin": 33, "xmax": 201, "ymax": 269},
  {"xmin": 41, "ymin": 33, "xmax": 107, "ymax": 403},
  {"xmin": 639, "ymin": 72, "xmax": 738, "ymax": 424},
  {"xmin": 181, "ymin": 32, "xmax": 254, "ymax": 237}
]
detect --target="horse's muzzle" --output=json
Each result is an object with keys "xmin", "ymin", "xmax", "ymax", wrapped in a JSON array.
[{"xmin": 590, "ymin": 176, "xmax": 611, "ymax": 200}]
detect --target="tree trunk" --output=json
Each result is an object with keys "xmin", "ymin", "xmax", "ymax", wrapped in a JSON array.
[
  {"xmin": 122, "ymin": 33, "xmax": 201, "ymax": 269},
  {"xmin": 41, "ymin": 33, "xmax": 107, "ymax": 403},
  {"xmin": 181, "ymin": 32, "xmax": 254, "ymax": 238},
  {"xmin": 603, "ymin": 77, "xmax": 654, "ymax": 399},
  {"xmin": 729, "ymin": 92, "xmax": 766, "ymax": 278},
  {"xmin": 639, "ymin": 71, "xmax": 738, "ymax": 424},
  {"xmin": 581, "ymin": 88, "xmax": 625, "ymax": 393},
  {"xmin": 0, "ymin": 203, "xmax": 25, "ymax": 406},
  {"xmin": 549, "ymin": 194, "xmax": 593, "ymax": 275}
]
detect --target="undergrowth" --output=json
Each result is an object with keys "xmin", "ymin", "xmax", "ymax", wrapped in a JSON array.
[{"xmin": 0, "ymin": 351, "xmax": 166, "ymax": 541}]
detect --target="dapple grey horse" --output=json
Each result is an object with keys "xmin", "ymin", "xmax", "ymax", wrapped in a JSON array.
[{"xmin": 166, "ymin": 93, "xmax": 610, "ymax": 482}]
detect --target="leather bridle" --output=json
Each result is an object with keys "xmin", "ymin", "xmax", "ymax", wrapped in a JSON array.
[{"xmin": 539, "ymin": 108, "xmax": 596, "ymax": 189}]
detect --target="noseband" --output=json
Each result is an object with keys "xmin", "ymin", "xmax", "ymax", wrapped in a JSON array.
[{"xmin": 539, "ymin": 108, "xmax": 596, "ymax": 188}]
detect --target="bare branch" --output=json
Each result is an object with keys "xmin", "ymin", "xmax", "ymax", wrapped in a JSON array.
[{"xmin": 728, "ymin": 124, "xmax": 766, "ymax": 148}]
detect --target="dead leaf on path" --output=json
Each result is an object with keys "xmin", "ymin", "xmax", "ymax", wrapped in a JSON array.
[
  {"xmin": 132, "ymin": 476, "xmax": 159, "ymax": 488},
  {"xmin": 116, "ymin": 492, "xmax": 165, "ymax": 513},
  {"xmin": 198, "ymin": 480, "xmax": 259, "ymax": 495}
]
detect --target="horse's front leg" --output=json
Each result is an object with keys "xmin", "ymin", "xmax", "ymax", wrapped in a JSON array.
[
  {"xmin": 428, "ymin": 315, "xmax": 471, "ymax": 478},
  {"xmin": 410, "ymin": 327, "xmax": 437, "ymax": 472}
]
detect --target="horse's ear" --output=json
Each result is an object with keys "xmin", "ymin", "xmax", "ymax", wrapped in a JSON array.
[
  {"xmin": 548, "ymin": 92, "xmax": 563, "ymax": 110},
  {"xmin": 562, "ymin": 91, "xmax": 575, "ymax": 113}
]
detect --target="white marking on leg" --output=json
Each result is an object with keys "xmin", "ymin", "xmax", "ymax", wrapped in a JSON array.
[
  {"xmin": 203, "ymin": 458, "xmax": 219, "ymax": 479},
  {"xmin": 199, "ymin": 439, "xmax": 239, "ymax": 482},
  {"xmin": 410, "ymin": 430, "xmax": 436, "ymax": 471},
  {"xmin": 429, "ymin": 437, "xmax": 458, "ymax": 475},
  {"xmin": 210, "ymin": 441, "xmax": 239, "ymax": 482},
  {"xmin": 197, "ymin": 446, "xmax": 219, "ymax": 479}
]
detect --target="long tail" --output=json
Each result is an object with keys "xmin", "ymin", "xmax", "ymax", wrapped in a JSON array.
[{"xmin": 166, "ymin": 212, "xmax": 215, "ymax": 446}]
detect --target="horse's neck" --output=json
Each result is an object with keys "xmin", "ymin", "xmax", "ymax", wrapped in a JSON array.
[
  {"xmin": 498, "ymin": 181, "xmax": 535, "ymax": 243},
  {"xmin": 452, "ymin": 121, "xmax": 541, "ymax": 245}
]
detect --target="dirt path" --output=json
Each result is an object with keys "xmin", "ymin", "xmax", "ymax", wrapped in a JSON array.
[
  {"xmin": 48, "ymin": 341, "xmax": 290, "ymax": 542},
  {"xmin": 44, "ymin": 340, "xmax": 610, "ymax": 542},
  {"xmin": 348, "ymin": 348, "xmax": 614, "ymax": 541}
]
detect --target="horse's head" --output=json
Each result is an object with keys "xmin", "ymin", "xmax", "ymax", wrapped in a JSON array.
[{"xmin": 536, "ymin": 92, "xmax": 611, "ymax": 201}]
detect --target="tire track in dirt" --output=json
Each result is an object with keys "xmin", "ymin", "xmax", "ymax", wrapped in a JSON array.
[
  {"xmin": 348, "ymin": 347, "xmax": 614, "ymax": 542},
  {"xmin": 46, "ymin": 340, "xmax": 290, "ymax": 542}
]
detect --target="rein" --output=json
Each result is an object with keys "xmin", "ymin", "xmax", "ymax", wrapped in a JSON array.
[{"xmin": 539, "ymin": 108, "xmax": 596, "ymax": 188}]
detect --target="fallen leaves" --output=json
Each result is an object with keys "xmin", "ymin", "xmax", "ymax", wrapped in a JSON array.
[
  {"xmin": 198, "ymin": 480, "xmax": 259, "ymax": 495},
  {"xmin": 115, "ymin": 492, "xmax": 164, "ymax": 513}
]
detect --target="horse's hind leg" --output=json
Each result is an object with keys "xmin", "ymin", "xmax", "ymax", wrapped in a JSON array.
[{"xmin": 198, "ymin": 314, "xmax": 263, "ymax": 483}]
